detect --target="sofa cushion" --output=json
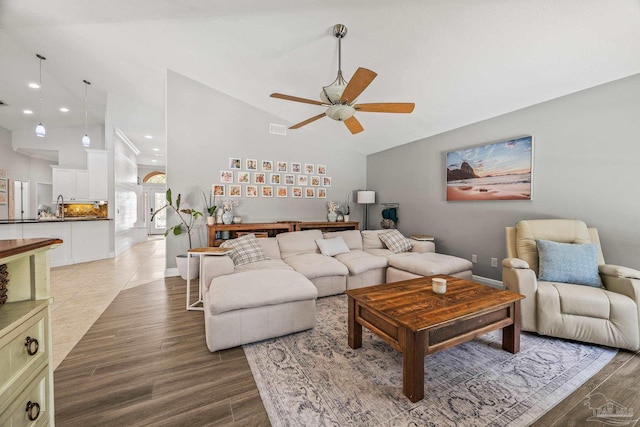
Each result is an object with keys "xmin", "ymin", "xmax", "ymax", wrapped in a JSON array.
[
  {"xmin": 365, "ymin": 248, "xmax": 394, "ymax": 258},
  {"xmin": 536, "ymin": 239, "xmax": 602, "ymax": 287},
  {"xmin": 220, "ymin": 233, "xmax": 269, "ymax": 266},
  {"xmin": 220, "ymin": 233, "xmax": 268, "ymax": 265},
  {"xmin": 323, "ymin": 230, "xmax": 363, "ymax": 251},
  {"xmin": 316, "ymin": 236, "xmax": 350, "ymax": 257},
  {"xmin": 277, "ymin": 230, "xmax": 323, "ymax": 259},
  {"xmin": 387, "ymin": 252, "xmax": 473, "ymax": 276},
  {"xmin": 235, "ymin": 259, "xmax": 293, "ymax": 272},
  {"xmin": 284, "ymin": 253, "xmax": 349, "ymax": 279},
  {"xmin": 258, "ymin": 237, "xmax": 282, "ymax": 260},
  {"xmin": 538, "ymin": 281, "xmax": 610, "ymax": 319},
  {"xmin": 335, "ymin": 251, "xmax": 388, "ymax": 275},
  {"xmin": 361, "ymin": 230, "xmax": 387, "ymax": 249},
  {"xmin": 207, "ymin": 270, "xmax": 317, "ymax": 315},
  {"xmin": 379, "ymin": 229, "xmax": 413, "ymax": 253}
]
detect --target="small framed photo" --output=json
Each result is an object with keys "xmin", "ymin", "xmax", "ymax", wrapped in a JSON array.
[
  {"xmin": 0, "ymin": 169, "xmax": 6, "ymax": 179},
  {"xmin": 246, "ymin": 159, "xmax": 258, "ymax": 170},
  {"xmin": 270, "ymin": 173, "xmax": 281, "ymax": 185},
  {"xmin": 297, "ymin": 175, "xmax": 308, "ymax": 186},
  {"xmin": 305, "ymin": 163, "xmax": 315, "ymax": 174},
  {"xmin": 262, "ymin": 186, "xmax": 273, "ymax": 197},
  {"xmin": 0, "ymin": 192, "xmax": 6, "ymax": 205},
  {"xmin": 229, "ymin": 185, "xmax": 242, "ymax": 197},
  {"xmin": 310, "ymin": 176, "xmax": 320, "ymax": 186},
  {"xmin": 213, "ymin": 184, "xmax": 225, "ymax": 197},
  {"xmin": 317, "ymin": 165, "xmax": 326, "ymax": 175},
  {"xmin": 284, "ymin": 174, "xmax": 295, "ymax": 185},
  {"xmin": 317, "ymin": 188, "xmax": 327, "ymax": 198},
  {"xmin": 277, "ymin": 161, "xmax": 288, "ymax": 172},
  {"xmin": 292, "ymin": 187, "xmax": 303, "ymax": 198},
  {"xmin": 246, "ymin": 185, "xmax": 258, "ymax": 197},
  {"xmin": 277, "ymin": 186, "xmax": 288, "ymax": 198},
  {"xmin": 323, "ymin": 177, "xmax": 332, "ymax": 187},
  {"xmin": 220, "ymin": 171, "xmax": 233, "ymax": 183},
  {"xmin": 262, "ymin": 160, "xmax": 273, "ymax": 172},
  {"xmin": 229, "ymin": 157, "xmax": 241, "ymax": 169},
  {"xmin": 0, "ymin": 179, "xmax": 6, "ymax": 192},
  {"xmin": 254, "ymin": 172, "xmax": 266, "ymax": 184},
  {"xmin": 237, "ymin": 171, "xmax": 250, "ymax": 184},
  {"xmin": 291, "ymin": 162, "xmax": 301, "ymax": 173},
  {"xmin": 305, "ymin": 188, "xmax": 315, "ymax": 198}
]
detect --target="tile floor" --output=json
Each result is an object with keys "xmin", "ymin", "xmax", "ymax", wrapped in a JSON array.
[{"xmin": 50, "ymin": 236, "xmax": 166, "ymax": 369}]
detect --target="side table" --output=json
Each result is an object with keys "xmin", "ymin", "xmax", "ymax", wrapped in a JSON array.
[{"xmin": 186, "ymin": 247, "xmax": 232, "ymax": 311}]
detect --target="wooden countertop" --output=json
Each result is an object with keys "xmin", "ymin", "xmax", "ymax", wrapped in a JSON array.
[{"xmin": 0, "ymin": 238, "xmax": 64, "ymax": 259}]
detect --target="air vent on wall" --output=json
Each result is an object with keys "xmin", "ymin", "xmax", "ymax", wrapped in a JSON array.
[{"xmin": 269, "ymin": 123, "xmax": 287, "ymax": 135}]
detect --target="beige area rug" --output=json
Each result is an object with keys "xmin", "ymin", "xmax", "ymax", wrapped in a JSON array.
[{"xmin": 244, "ymin": 294, "xmax": 617, "ymax": 427}]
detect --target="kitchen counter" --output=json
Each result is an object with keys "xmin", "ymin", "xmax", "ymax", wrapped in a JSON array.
[{"xmin": 0, "ymin": 217, "xmax": 111, "ymax": 224}]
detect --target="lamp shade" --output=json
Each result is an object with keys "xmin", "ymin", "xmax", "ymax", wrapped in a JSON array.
[
  {"xmin": 35, "ymin": 123, "xmax": 46, "ymax": 137},
  {"xmin": 357, "ymin": 190, "xmax": 375, "ymax": 204},
  {"xmin": 82, "ymin": 134, "xmax": 91, "ymax": 147}
]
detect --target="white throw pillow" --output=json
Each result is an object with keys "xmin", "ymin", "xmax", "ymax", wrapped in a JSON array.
[
  {"xmin": 379, "ymin": 229, "xmax": 413, "ymax": 254},
  {"xmin": 220, "ymin": 233, "xmax": 269, "ymax": 266},
  {"xmin": 316, "ymin": 236, "xmax": 351, "ymax": 257}
]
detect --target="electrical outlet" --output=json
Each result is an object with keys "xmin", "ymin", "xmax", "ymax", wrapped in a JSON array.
[
  {"xmin": 471, "ymin": 254, "xmax": 477, "ymax": 263},
  {"xmin": 491, "ymin": 257, "xmax": 498, "ymax": 268}
]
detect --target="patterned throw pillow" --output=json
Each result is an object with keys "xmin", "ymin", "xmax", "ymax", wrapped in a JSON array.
[
  {"xmin": 378, "ymin": 229, "xmax": 413, "ymax": 254},
  {"xmin": 536, "ymin": 239, "xmax": 602, "ymax": 287},
  {"xmin": 220, "ymin": 234, "xmax": 269, "ymax": 266}
]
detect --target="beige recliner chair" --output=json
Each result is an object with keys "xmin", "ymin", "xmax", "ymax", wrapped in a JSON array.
[{"xmin": 502, "ymin": 219, "xmax": 640, "ymax": 351}]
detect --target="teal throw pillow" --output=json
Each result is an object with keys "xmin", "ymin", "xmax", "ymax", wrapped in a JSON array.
[{"xmin": 536, "ymin": 239, "xmax": 602, "ymax": 287}]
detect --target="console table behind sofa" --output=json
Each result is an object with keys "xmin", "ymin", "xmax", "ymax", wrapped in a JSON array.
[{"xmin": 207, "ymin": 221, "xmax": 359, "ymax": 247}]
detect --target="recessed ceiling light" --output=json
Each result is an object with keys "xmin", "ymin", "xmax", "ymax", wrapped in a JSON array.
[
  {"xmin": 145, "ymin": 135, "xmax": 153, "ymax": 139},
  {"xmin": 60, "ymin": 107, "xmax": 69, "ymax": 112},
  {"xmin": 152, "ymin": 148, "xmax": 160, "ymax": 152},
  {"xmin": 23, "ymin": 109, "xmax": 33, "ymax": 115},
  {"xmin": 28, "ymin": 82, "xmax": 40, "ymax": 89},
  {"xmin": 154, "ymin": 153, "xmax": 165, "ymax": 157},
  {"xmin": 151, "ymin": 159, "xmax": 157, "ymax": 162}
]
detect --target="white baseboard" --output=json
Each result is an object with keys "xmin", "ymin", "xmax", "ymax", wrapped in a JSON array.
[
  {"xmin": 472, "ymin": 275, "xmax": 504, "ymax": 289},
  {"xmin": 165, "ymin": 268, "xmax": 180, "ymax": 278}
]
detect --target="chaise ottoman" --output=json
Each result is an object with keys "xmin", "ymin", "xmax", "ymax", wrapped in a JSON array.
[
  {"xmin": 204, "ymin": 269, "xmax": 318, "ymax": 352},
  {"xmin": 385, "ymin": 252, "xmax": 474, "ymax": 283}
]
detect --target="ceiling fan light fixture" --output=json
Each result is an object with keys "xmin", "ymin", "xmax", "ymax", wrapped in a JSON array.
[
  {"xmin": 326, "ymin": 104, "xmax": 355, "ymax": 121},
  {"xmin": 320, "ymin": 84, "xmax": 346, "ymax": 104}
]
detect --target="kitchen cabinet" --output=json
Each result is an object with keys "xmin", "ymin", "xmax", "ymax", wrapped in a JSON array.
[
  {"xmin": 0, "ymin": 238, "xmax": 61, "ymax": 426},
  {"xmin": 87, "ymin": 149, "xmax": 108, "ymax": 201},
  {"xmin": 52, "ymin": 168, "xmax": 89, "ymax": 201}
]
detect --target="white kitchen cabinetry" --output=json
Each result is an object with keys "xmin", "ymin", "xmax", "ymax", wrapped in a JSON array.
[
  {"xmin": 71, "ymin": 221, "xmax": 110, "ymax": 264},
  {"xmin": 52, "ymin": 168, "xmax": 89, "ymax": 201},
  {"xmin": 87, "ymin": 150, "xmax": 108, "ymax": 201}
]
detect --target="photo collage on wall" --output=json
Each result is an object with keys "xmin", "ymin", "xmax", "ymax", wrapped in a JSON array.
[
  {"xmin": 216, "ymin": 158, "xmax": 331, "ymax": 199},
  {"xmin": 0, "ymin": 169, "xmax": 7, "ymax": 205}
]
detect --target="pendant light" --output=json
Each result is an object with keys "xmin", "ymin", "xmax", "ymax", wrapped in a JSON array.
[
  {"xmin": 82, "ymin": 80, "xmax": 91, "ymax": 147},
  {"xmin": 35, "ymin": 54, "xmax": 46, "ymax": 137}
]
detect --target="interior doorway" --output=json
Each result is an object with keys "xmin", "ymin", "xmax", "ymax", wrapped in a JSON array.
[{"xmin": 13, "ymin": 180, "xmax": 30, "ymax": 220}]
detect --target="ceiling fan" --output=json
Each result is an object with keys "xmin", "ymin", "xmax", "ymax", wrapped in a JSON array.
[{"xmin": 270, "ymin": 24, "xmax": 415, "ymax": 135}]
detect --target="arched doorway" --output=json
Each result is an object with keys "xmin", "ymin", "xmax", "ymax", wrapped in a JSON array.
[{"xmin": 143, "ymin": 172, "xmax": 166, "ymax": 235}]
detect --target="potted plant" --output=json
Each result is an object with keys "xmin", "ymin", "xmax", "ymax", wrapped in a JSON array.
[
  {"xmin": 152, "ymin": 188, "xmax": 203, "ymax": 280},
  {"xmin": 202, "ymin": 190, "xmax": 217, "ymax": 225}
]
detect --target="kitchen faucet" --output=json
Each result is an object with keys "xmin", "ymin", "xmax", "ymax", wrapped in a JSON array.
[{"xmin": 56, "ymin": 194, "xmax": 64, "ymax": 220}]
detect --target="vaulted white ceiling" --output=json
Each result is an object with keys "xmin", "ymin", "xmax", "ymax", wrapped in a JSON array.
[{"xmin": 1, "ymin": 0, "xmax": 640, "ymax": 165}]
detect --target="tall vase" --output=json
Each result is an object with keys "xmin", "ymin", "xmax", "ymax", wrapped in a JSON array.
[
  {"xmin": 222, "ymin": 211, "xmax": 233, "ymax": 225},
  {"xmin": 327, "ymin": 211, "xmax": 338, "ymax": 222}
]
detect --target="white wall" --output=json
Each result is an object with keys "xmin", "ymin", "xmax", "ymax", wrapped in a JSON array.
[
  {"xmin": 166, "ymin": 70, "xmax": 367, "ymax": 268},
  {"xmin": 0, "ymin": 126, "xmax": 55, "ymax": 219},
  {"xmin": 368, "ymin": 73, "xmax": 640, "ymax": 280},
  {"xmin": 12, "ymin": 124, "xmax": 105, "ymax": 168}
]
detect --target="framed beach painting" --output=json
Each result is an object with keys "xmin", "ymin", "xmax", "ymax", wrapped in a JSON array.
[{"xmin": 446, "ymin": 135, "xmax": 533, "ymax": 201}]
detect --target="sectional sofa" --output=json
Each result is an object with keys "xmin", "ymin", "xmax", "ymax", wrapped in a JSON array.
[{"xmin": 202, "ymin": 229, "xmax": 473, "ymax": 351}]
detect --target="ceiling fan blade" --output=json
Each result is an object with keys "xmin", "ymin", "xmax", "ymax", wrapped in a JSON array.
[
  {"xmin": 343, "ymin": 116, "xmax": 364, "ymax": 134},
  {"xmin": 270, "ymin": 93, "xmax": 328, "ymax": 106},
  {"xmin": 340, "ymin": 67, "xmax": 377, "ymax": 104},
  {"xmin": 354, "ymin": 103, "xmax": 415, "ymax": 113},
  {"xmin": 289, "ymin": 113, "xmax": 327, "ymax": 129}
]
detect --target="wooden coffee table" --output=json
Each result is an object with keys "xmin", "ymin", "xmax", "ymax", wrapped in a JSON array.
[{"xmin": 346, "ymin": 275, "xmax": 524, "ymax": 402}]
